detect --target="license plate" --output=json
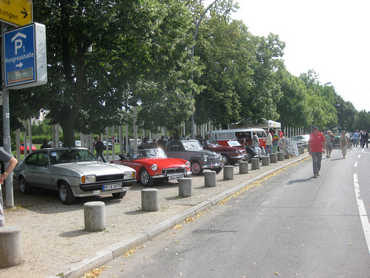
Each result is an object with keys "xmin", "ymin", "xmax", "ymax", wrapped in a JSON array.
[
  {"xmin": 168, "ymin": 174, "xmax": 183, "ymax": 180},
  {"xmin": 102, "ymin": 184, "xmax": 121, "ymax": 191}
]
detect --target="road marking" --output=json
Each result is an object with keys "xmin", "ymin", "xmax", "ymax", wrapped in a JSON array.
[
  {"xmin": 358, "ymin": 154, "xmax": 361, "ymax": 159},
  {"xmin": 354, "ymin": 162, "xmax": 358, "ymax": 168},
  {"xmin": 353, "ymin": 173, "xmax": 370, "ymax": 254}
]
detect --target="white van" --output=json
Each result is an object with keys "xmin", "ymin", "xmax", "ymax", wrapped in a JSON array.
[{"xmin": 210, "ymin": 128, "xmax": 267, "ymax": 147}]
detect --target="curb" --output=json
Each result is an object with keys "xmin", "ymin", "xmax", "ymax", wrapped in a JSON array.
[{"xmin": 49, "ymin": 154, "xmax": 309, "ymax": 278}]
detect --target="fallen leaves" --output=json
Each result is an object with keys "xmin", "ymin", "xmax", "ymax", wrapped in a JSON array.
[
  {"xmin": 81, "ymin": 267, "xmax": 105, "ymax": 278},
  {"xmin": 124, "ymin": 247, "xmax": 137, "ymax": 257}
]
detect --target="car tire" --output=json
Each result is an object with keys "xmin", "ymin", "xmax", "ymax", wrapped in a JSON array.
[
  {"xmin": 58, "ymin": 182, "xmax": 76, "ymax": 205},
  {"xmin": 140, "ymin": 169, "xmax": 153, "ymax": 186},
  {"xmin": 19, "ymin": 176, "xmax": 31, "ymax": 194},
  {"xmin": 112, "ymin": 191, "xmax": 126, "ymax": 199},
  {"xmin": 221, "ymin": 155, "xmax": 229, "ymax": 165},
  {"xmin": 191, "ymin": 161, "xmax": 202, "ymax": 175}
]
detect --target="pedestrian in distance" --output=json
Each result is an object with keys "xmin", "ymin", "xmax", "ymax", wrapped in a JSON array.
[
  {"xmin": 272, "ymin": 130, "xmax": 279, "ymax": 153},
  {"xmin": 0, "ymin": 147, "xmax": 18, "ymax": 227},
  {"xmin": 94, "ymin": 136, "xmax": 106, "ymax": 162},
  {"xmin": 325, "ymin": 130, "xmax": 334, "ymax": 158},
  {"xmin": 41, "ymin": 139, "xmax": 51, "ymax": 149},
  {"xmin": 365, "ymin": 131, "xmax": 369, "ymax": 148},
  {"xmin": 265, "ymin": 129, "xmax": 273, "ymax": 155},
  {"xmin": 252, "ymin": 132, "xmax": 259, "ymax": 148},
  {"xmin": 340, "ymin": 131, "xmax": 349, "ymax": 159},
  {"xmin": 309, "ymin": 127, "xmax": 325, "ymax": 178}
]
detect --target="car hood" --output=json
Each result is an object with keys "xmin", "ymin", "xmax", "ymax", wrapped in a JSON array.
[
  {"xmin": 52, "ymin": 161, "xmax": 135, "ymax": 176},
  {"xmin": 135, "ymin": 158, "xmax": 187, "ymax": 168}
]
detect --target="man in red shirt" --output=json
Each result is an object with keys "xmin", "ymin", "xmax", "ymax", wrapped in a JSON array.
[{"xmin": 309, "ymin": 127, "xmax": 326, "ymax": 178}]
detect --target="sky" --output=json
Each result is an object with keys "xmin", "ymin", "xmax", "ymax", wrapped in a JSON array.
[{"xmin": 231, "ymin": 0, "xmax": 370, "ymax": 112}]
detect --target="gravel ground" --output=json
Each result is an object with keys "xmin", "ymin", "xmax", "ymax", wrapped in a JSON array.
[{"xmin": 0, "ymin": 154, "xmax": 308, "ymax": 278}]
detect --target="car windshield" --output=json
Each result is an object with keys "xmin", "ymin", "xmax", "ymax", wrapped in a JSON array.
[
  {"xmin": 50, "ymin": 149, "xmax": 96, "ymax": 164},
  {"xmin": 227, "ymin": 141, "xmax": 241, "ymax": 147},
  {"xmin": 138, "ymin": 148, "xmax": 167, "ymax": 159},
  {"xmin": 181, "ymin": 140, "xmax": 203, "ymax": 151}
]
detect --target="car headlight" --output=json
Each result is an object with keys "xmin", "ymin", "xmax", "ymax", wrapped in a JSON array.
[
  {"xmin": 202, "ymin": 155, "xmax": 208, "ymax": 162},
  {"xmin": 81, "ymin": 175, "xmax": 96, "ymax": 184},
  {"xmin": 185, "ymin": 161, "xmax": 191, "ymax": 168},
  {"xmin": 151, "ymin": 164, "xmax": 158, "ymax": 171},
  {"xmin": 125, "ymin": 171, "xmax": 136, "ymax": 179}
]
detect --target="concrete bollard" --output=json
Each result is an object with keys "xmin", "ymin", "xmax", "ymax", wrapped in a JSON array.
[
  {"xmin": 239, "ymin": 161, "xmax": 249, "ymax": 174},
  {"xmin": 251, "ymin": 157, "xmax": 259, "ymax": 170},
  {"xmin": 261, "ymin": 156, "xmax": 270, "ymax": 166},
  {"xmin": 178, "ymin": 178, "xmax": 192, "ymax": 197},
  {"xmin": 270, "ymin": 153, "xmax": 277, "ymax": 163},
  {"xmin": 223, "ymin": 165, "xmax": 234, "ymax": 180},
  {"xmin": 204, "ymin": 170, "xmax": 217, "ymax": 187},
  {"xmin": 277, "ymin": 152, "xmax": 284, "ymax": 161},
  {"xmin": 84, "ymin": 201, "xmax": 105, "ymax": 232},
  {"xmin": 0, "ymin": 226, "xmax": 23, "ymax": 268},
  {"xmin": 141, "ymin": 188, "xmax": 159, "ymax": 212}
]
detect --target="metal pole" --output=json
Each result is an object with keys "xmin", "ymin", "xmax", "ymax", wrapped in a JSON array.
[{"xmin": 1, "ymin": 23, "xmax": 14, "ymax": 208}]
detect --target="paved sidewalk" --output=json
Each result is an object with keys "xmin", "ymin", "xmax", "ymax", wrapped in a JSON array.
[{"xmin": 0, "ymin": 153, "xmax": 309, "ymax": 278}]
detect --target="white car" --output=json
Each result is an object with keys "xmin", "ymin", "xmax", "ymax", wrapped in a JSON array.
[{"xmin": 14, "ymin": 147, "xmax": 136, "ymax": 204}]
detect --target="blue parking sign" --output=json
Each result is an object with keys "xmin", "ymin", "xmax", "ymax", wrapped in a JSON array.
[{"xmin": 3, "ymin": 23, "xmax": 47, "ymax": 89}]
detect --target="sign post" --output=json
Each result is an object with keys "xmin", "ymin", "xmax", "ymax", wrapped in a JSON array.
[
  {"xmin": 3, "ymin": 23, "xmax": 47, "ymax": 89},
  {"xmin": 1, "ymin": 23, "xmax": 13, "ymax": 208}
]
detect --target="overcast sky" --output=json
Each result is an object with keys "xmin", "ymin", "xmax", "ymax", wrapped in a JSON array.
[{"xmin": 232, "ymin": 0, "xmax": 370, "ymax": 112}]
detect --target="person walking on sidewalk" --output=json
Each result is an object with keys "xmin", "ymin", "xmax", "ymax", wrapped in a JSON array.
[
  {"xmin": 0, "ymin": 147, "xmax": 18, "ymax": 227},
  {"xmin": 94, "ymin": 137, "xmax": 106, "ymax": 162},
  {"xmin": 340, "ymin": 131, "xmax": 349, "ymax": 159},
  {"xmin": 266, "ymin": 130, "xmax": 273, "ymax": 155},
  {"xmin": 309, "ymin": 127, "xmax": 325, "ymax": 178}
]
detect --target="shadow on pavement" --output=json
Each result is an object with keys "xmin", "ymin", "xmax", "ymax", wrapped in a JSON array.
[
  {"xmin": 12, "ymin": 188, "xmax": 123, "ymax": 215},
  {"xmin": 287, "ymin": 177, "xmax": 313, "ymax": 184},
  {"xmin": 59, "ymin": 229, "xmax": 91, "ymax": 238}
]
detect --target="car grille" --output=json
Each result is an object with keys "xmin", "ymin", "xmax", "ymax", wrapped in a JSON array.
[
  {"xmin": 162, "ymin": 168, "xmax": 185, "ymax": 176},
  {"xmin": 96, "ymin": 174, "xmax": 124, "ymax": 182},
  {"xmin": 208, "ymin": 157, "xmax": 220, "ymax": 164},
  {"xmin": 80, "ymin": 174, "xmax": 125, "ymax": 192}
]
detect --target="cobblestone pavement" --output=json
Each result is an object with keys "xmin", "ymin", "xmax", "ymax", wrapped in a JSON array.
[{"xmin": 0, "ymin": 153, "xmax": 308, "ymax": 278}]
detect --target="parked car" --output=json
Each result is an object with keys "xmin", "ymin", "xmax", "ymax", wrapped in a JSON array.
[
  {"xmin": 203, "ymin": 140, "xmax": 246, "ymax": 165},
  {"xmin": 291, "ymin": 134, "xmax": 310, "ymax": 149},
  {"xmin": 103, "ymin": 140, "xmax": 113, "ymax": 150},
  {"xmin": 111, "ymin": 146, "xmax": 191, "ymax": 186},
  {"xmin": 165, "ymin": 139, "xmax": 223, "ymax": 175},
  {"xmin": 20, "ymin": 144, "xmax": 37, "ymax": 154},
  {"xmin": 13, "ymin": 147, "xmax": 136, "ymax": 204}
]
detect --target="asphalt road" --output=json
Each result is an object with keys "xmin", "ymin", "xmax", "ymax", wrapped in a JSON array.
[{"xmin": 98, "ymin": 147, "xmax": 370, "ymax": 278}]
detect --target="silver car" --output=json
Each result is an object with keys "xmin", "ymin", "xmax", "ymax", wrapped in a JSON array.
[{"xmin": 14, "ymin": 147, "xmax": 136, "ymax": 204}]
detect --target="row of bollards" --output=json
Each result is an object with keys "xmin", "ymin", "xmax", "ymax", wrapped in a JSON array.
[
  {"xmin": 0, "ymin": 151, "xmax": 296, "ymax": 269},
  {"xmin": 81, "ymin": 152, "xmax": 292, "ymax": 232}
]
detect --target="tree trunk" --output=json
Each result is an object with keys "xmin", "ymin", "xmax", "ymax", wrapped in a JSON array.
[{"xmin": 60, "ymin": 113, "xmax": 75, "ymax": 147}]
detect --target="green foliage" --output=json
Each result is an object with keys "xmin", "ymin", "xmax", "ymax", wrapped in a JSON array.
[{"xmin": 6, "ymin": 0, "xmax": 366, "ymax": 141}]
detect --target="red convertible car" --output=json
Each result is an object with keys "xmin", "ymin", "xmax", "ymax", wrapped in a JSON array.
[{"xmin": 111, "ymin": 147, "xmax": 191, "ymax": 186}]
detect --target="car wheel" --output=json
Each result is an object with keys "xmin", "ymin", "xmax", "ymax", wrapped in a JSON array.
[
  {"xmin": 19, "ymin": 176, "xmax": 31, "ymax": 194},
  {"xmin": 221, "ymin": 155, "xmax": 229, "ymax": 165},
  {"xmin": 140, "ymin": 169, "xmax": 153, "ymax": 186},
  {"xmin": 191, "ymin": 161, "xmax": 202, "ymax": 175},
  {"xmin": 112, "ymin": 191, "xmax": 126, "ymax": 199},
  {"xmin": 58, "ymin": 182, "xmax": 76, "ymax": 205}
]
